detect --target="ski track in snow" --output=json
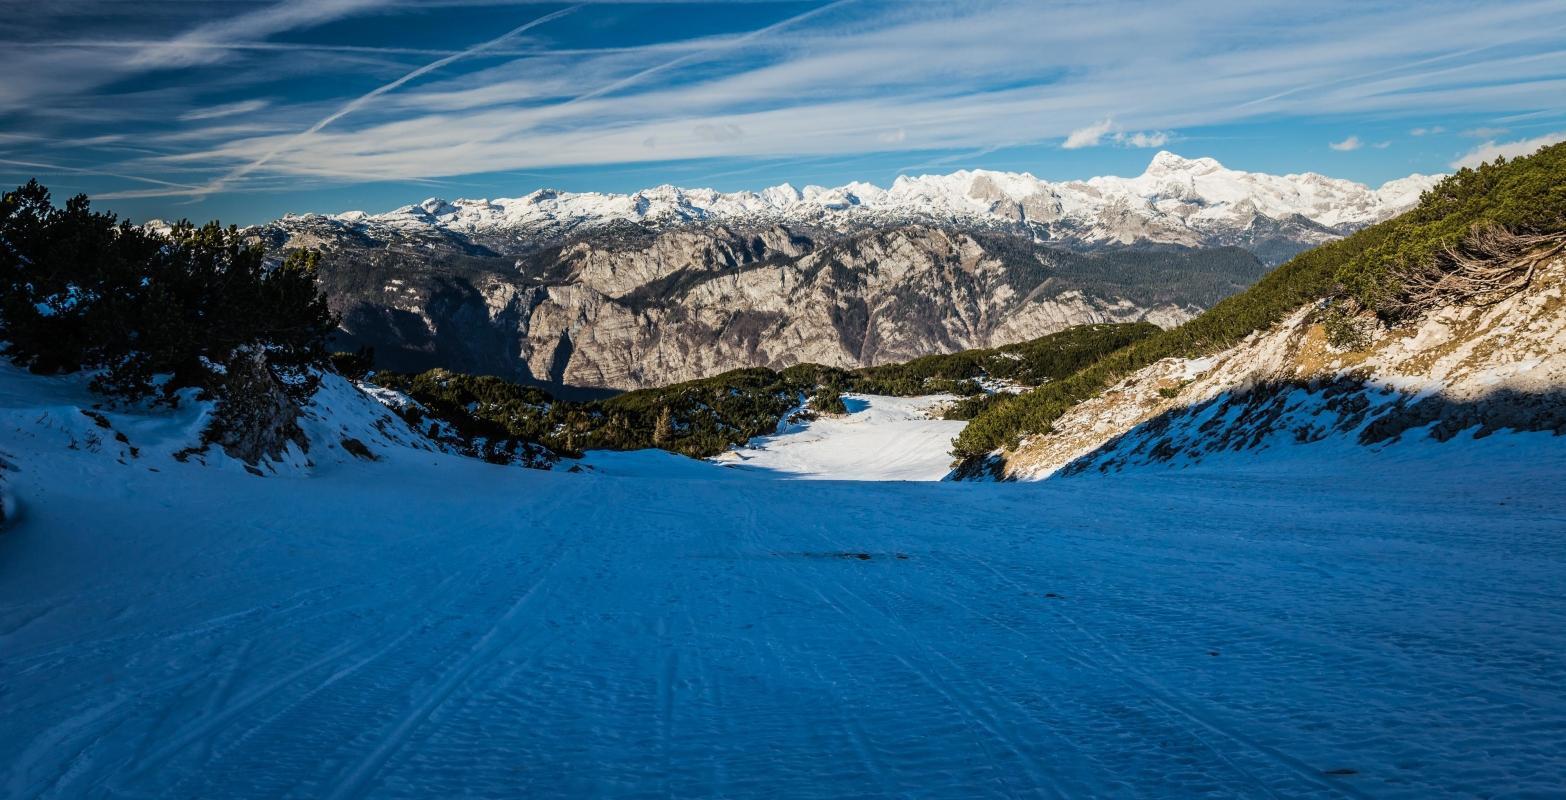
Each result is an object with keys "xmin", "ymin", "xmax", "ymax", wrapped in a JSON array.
[{"xmin": 2, "ymin": 393, "xmax": 1566, "ymax": 797}]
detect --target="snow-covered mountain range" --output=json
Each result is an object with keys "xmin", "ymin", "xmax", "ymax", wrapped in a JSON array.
[
  {"xmin": 252, "ymin": 153, "xmax": 1442, "ymax": 391},
  {"xmin": 310, "ymin": 151, "xmax": 1440, "ymax": 254}
]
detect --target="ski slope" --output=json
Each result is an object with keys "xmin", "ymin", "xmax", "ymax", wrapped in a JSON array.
[
  {"xmin": 709, "ymin": 394, "xmax": 966, "ymax": 480},
  {"xmin": 2, "ymin": 369, "xmax": 1565, "ymax": 798}
]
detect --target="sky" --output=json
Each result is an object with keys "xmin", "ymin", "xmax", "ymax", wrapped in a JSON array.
[{"xmin": 3, "ymin": 0, "xmax": 1564, "ymax": 225}]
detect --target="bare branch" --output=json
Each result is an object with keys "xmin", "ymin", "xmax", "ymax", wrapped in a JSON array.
[{"xmin": 1385, "ymin": 225, "xmax": 1564, "ymax": 315}]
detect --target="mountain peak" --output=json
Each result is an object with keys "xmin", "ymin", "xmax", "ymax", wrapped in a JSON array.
[
  {"xmin": 418, "ymin": 198, "xmax": 457, "ymax": 216},
  {"xmin": 1144, "ymin": 151, "xmax": 1224, "ymax": 176}
]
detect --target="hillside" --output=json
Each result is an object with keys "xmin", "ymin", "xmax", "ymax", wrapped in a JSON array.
[
  {"xmin": 954, "ymin": 143, "xmax": 1566, "ymax": 475},
  {"xmin": 1005, "ymin": 250, "xmax": 1566, "ymax": 479}
]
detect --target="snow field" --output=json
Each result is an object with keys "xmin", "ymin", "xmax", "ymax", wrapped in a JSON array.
[
  {"xmin": 1, "ymin": 367, "xmax": 1564, "ymax": 797},
  {"xmin": 708, "ymin": 394, "xmax": 966, "ymax": 480}
]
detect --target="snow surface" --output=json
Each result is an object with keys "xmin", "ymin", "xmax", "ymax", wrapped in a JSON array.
[
  {"xmin": 3, "ymin": 367, "xmax": 1565, "ymax": 798},
  {"xmin": 707, "ymin": 393, "xmax": 965, "ymax": 480}
]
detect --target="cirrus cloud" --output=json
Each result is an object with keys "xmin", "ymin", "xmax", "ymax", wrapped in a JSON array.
[{"xmin": 7, "ymin": 0, "xmax": 1566, "ymax": 218}]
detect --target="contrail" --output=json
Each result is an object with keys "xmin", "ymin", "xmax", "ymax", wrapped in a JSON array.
[
  {"xmin": 1237, "ymin": 22, "xmax": 1566, "ymax": 111},
  {"xmin": 0, "ymin": 158, "xmax": 202, "ymax": 191},
  {"xmin": 195, "ymin": 4, "xmax": 581, "ymax": 197},
  {"xmin": 18, "ymin": 38, "xmax": 711, "ymax": 60},
  {"xmin": 558, "ymin": 0, "xmax": 857, "ymax": 109}
]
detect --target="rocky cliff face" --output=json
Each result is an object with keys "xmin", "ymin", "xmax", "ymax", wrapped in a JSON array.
[
  {"xmin": 280, "ymin": 219, "xmax": 1265, "ymax": 391},
  {"xmin": 998, "ymin": 250, "xmax": 1566, "ymax": 480}
]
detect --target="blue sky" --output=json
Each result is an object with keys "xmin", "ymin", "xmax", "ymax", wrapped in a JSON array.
[{"xmin": 3, "ymin": 0, "xmax": 1564, "ymax": 225}]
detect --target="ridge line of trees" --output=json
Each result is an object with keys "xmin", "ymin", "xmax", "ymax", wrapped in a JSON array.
[{"xmin": 0, "ymin": 181, "xmax": 336, "ymax": 403}]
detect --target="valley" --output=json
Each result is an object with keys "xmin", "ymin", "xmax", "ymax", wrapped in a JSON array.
[{"xmin": 3, "ymin": 143, "xmax": 1565, "ymax": 797}]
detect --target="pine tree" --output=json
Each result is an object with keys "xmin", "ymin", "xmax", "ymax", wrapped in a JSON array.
[
  {"xmin": 0, "ymin": 182, "xmax": 337, "ymax": 402},
  {"xmin": 653, "ymin": 405, "xmax": 674, "ymax": 447}
]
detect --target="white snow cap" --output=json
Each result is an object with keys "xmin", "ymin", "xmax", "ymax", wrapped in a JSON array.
[{"xmin": 328, "ymin": 153, "xmax": 1443, "ymax": 245}]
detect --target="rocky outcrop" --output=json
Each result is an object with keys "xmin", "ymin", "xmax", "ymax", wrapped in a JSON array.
[{"xmin": 199, "ymin": 349, "xmax": 310, "ymax": 469}]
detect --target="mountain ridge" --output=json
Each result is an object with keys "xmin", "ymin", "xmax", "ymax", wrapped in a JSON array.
[{"xmin": 273, "ymin": 152, "xmax": 1440, "ymax": 259}]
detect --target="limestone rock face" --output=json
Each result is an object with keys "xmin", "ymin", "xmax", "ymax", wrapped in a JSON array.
[
  {"xmin": 282, "ymin": 219, "xmax": 1263, "ymax": 391},
  {"xmin": 250, "ymin": 154, "xmax": 1444, "ymax": 393}
]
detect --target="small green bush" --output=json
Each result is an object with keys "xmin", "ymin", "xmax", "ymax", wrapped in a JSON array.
[
  {"xmin": 812, "ymin": 387, "xmax": 849, "ymax": 415},
  {"xmin": 1317, "ymin": 301, "xmax": 1373, "ymax": 351}
]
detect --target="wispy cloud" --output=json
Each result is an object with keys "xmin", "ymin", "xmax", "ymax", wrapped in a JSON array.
[
  {"xmin": 131, "ymin": 0, "xmax": 394, "ymax": 68},
  {"xmin": 7, "ymin": 0, "xmax": 1566, "ymax": 214},
  {"xmin": 1450, "ymin": 130, "xmax": 1566, "ymax": 169},
  {"xmin": 0, "ymin": 0, "xmax": 401, "ymax": 109},
  {"xmin": 206, "ymin": 1, "xmax": 1562, "ymax": 181},
  {"xmin": 181, "ymin": 5, "xmax": 583, "ymax": 198},
  {"xmin": 554, "ymin": 0, "xmax": 859, "ymax": 111},
  {"xmin": 1461, "ymin": 126, "xmax": 1510, "ymax": 138},
  {"xmin": 180, "ymin": 99, "xmax": 271, "ymax": 122},
  {"xmin": 0, "ymin": 158, "xmax": 201, "ymax": 191},
  {"xmin": 1062, "ymin": 119, "xmax": 1114, "ymax": 150}
]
